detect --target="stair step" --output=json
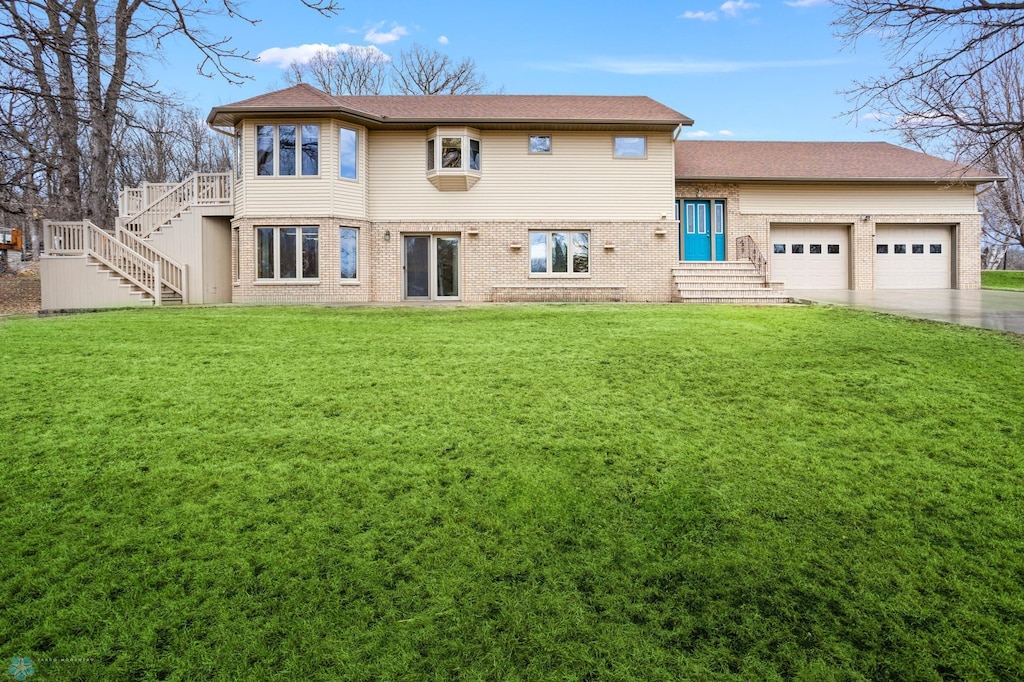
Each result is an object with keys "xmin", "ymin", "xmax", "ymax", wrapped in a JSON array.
[{"xmin": 675, "ymin": 296, "xmax": 794, "ymax": 304}]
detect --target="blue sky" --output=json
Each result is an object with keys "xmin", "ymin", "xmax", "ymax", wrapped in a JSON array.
[{"xmin": 156, "ymin": 0, "xmax": 892, "ymax": 142}]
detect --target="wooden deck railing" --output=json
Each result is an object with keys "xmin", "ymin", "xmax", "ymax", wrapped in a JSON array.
[
  {"xmin": 43, "ymin": 220, "xmax": 187, "ymax": 304},
  {"xmin": 119, "ymin": 172, "xmax": 232, "ymax": 237}
]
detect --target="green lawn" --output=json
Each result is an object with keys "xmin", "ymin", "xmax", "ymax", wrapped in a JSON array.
[
  {"xmin": 2, "ymin": 305, "xmax": 1023, "ymax": 680},
  {"xmin": 982, "ymin": 270, "xmax": 1024, "ymax": 291}
]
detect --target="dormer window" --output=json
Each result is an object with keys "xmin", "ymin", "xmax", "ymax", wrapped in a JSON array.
[{"xmin": 426, "ymin": 127, "xmax": 481, "ymax": 190}]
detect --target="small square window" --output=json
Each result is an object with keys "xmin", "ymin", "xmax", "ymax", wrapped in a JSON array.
[
  {"xmin": 773, "ymin": 244, "xmax": 785, "ymax": 254},
  {"xmin": 827, "ymin": 244, "xmax": 840, "ymax": 254},
  {"xmin": 930, "ymin": 244, "xmax": 942, "ymax": 254},
  {"xmin": 613, "ymin": 136, "xmax": 646, "ymax": 158},
  {"xmin": 529, "ymin": 135, "xmax": 551, "ymax": 154},
  {"xmin": 894, "ymin": 244, "xmax": 906, "ymax": 254},
  {"xmin": 809, "ymin": 244, "xmax": 822, "ymax": 254},
  {"xmin": 877, "ymin": 244, "xmax": 889, "ymax": 254},
  {"xmin": 791, "ymin": 244, "xmax": 804, "ymax": 254},
  {"xmin": 912, "ymin": 244, "xmax": 924, "ymax": 254}
]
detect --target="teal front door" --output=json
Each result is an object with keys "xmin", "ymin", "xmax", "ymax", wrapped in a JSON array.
[{"xmin": 678, "ymin": 200, "xmax": 726, "ymax": 261}]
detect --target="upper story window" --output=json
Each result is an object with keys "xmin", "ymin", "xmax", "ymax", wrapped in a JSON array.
[
  {"xmin": 234, "ymin": 131, "xmax": 242, "ymax": 179},
  {"xmin": 425, "ymin": 127, "xmax": 481, "ymax": 190},
  {"xmin": 339, "ymin": 127, "xmax": 357, "ymax": 180},
  {"xmin": 613, "ymin": 136, "xmax": 646, "ymax": 159},
  {"xmin": 529, "ymin": 135, "xmax": 552, "ymax": 154},
  {"xmin": 256, "ymin": 124, "xmax": 319, "ymax": 176}
]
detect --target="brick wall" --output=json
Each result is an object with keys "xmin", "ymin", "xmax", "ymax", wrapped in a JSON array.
[
  {"xmin": 231, "ymin": 217, "xmax": 679, "ymax": 303},
  {"xmin": 678, "ymin": 182, "xmax": 982, "ymax": 290}
]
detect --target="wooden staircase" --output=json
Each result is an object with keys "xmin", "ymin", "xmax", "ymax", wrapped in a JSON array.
[
  {"xmin": 42, "ymin": 173, "xmax": 231, "ymax": 308},
  {"xmin": 672, "ymin": 261, "xmax": 792, "ymax": 304}
]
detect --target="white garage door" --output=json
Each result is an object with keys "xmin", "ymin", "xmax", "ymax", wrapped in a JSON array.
[
  {"xmin": 875, "ymin": 225, "xmax": 951, "ymax": 289},
  {"xmin": 770, "ymin": 225, "xmax": 850, "ymax": 289}
]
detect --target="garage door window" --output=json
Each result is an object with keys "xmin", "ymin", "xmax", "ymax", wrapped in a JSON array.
[
  {"xmin": 809, "ymin": 244, "xmax": 821, "ymax": 254},
  {"xmin": 913, "ymin": 244, "xmax": 924, "ymax": 254},
  {"xmin": 791, "ymin": 244, "xmax": 804, "ymax": 254},
  {"xmin": 894, "ymin": 244, "xmax": 906, "ymax": 254},
  {"xmin": 828, "ymin": 244, "xmax": 840, "ymax": 254},
  {"xmin": 774, "ymin": 244, "xmax": 785, "ymax": 254},
  {"xmin": 931, "ymin": 244, "xmax": 942, "ymax": 254},
  {"xmin": 877, "ymin": 244, "xmax": 888, "ymax": 254}
]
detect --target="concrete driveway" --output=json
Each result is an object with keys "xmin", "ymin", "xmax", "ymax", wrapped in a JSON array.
[{"xmin": 788, "ymin": 289, "xmax": 1024, "ymax": 335}]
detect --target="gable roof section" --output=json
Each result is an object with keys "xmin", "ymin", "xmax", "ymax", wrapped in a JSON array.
[
  {"xmin": 675, "ymin": 140, "xmax": 1002, "ymax": 184},
  {"xmin": 207, "ymin": 84, "xmax": 692, "ymax": 128}
]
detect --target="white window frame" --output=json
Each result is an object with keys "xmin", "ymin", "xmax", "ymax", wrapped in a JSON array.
[
  {"xmin": 426, "ymin": 132, "xmax": 481, "ymax": 173},
  {"xmin": 255, "ymin": 124, "xmax": 321, "ymax": 177},
  {"xmin": 529, "ymin": 135, "xmax": 552, "ymax": 154},
  {"xmin": 234, "ymin": 131, "xmax": 243, "ymax": 179},
  {"xmin": 528, "ymin": 230, "xmax": 591, "ymax": 277},
  {"xmin": 339, "ymin": 127, "xmax": 358, "ymax": 181},
  {"xmin": 613, "ymin": 136, "xmax": 647, "ymax": 159},
  {"xmin": 339, "ymin": 227, "xmax": 359, "ymax": 281},
  {"xmin": 255, "ymin": 226, "xmax": 320, "ymax": 282}
]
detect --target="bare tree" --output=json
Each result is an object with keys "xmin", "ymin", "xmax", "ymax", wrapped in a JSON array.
[
  {"xmin": 0, "ymin": 0, "xmax": 339, "ymax": 229},
  {"xmin": 835, "ymin": 1, "xmax": 1024, "ymax": 161},
  {"xmin": 958, "ymin": 53, "xmax": 1024, "ymax": 266},
  {"xmin": 285, "ymin": 47, "xmax": 390, "ymax": 96},
  {"xmin": 391, "ymin": 44, "xmax": 489, "ymax": 95}
]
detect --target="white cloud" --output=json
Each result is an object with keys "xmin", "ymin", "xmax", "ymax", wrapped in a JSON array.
[
  {"xmin": 438, "ymin": 35, "xmax": 449, "ymax": 45},
  {"xmin": 718, "ymin": 130, "xmax": 735, "ymax": 136},
  {"xmin": 784, "ymin": 0, "xmax": 829, "ymax": 6},
  {"xmin": 257, "ymin": 43, "xmax": 389, "ymax": 68},
  {"xmin": 720, "ymin": 0, "xmax": 758, "ymax": 17},
  {"xmin": 680, "ymin": 10, "xmax": 718, "ymax": 20},
  {"xmin": 364, "ymin": 22, "xmax": 409, "ymax": 45},
  {"xmin": 534, "ymin": 56, "xmax": 846, "ymax": 75},
  {"xmin": 685, "ymin": 130, "xmax": 713, "ymax": 138}
]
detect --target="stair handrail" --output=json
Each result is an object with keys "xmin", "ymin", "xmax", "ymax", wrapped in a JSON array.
[
  {"xmin": 43, "ymin": 219, "xmax": 181, "ymax": 304},
  {"xmin": 119, "ymin": 172, "xmax": 232, "ymax": 237},
  {"xmin": 116, "ymin": 226, "xmax": 188, "ymax": 301},
  {"xmin": 735, "ymin": 235, "xmax": 767, "ymax": 278}
]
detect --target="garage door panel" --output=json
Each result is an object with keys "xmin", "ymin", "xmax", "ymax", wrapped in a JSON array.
[
  {"xmin": 770, "ymin": 225, "xmax": 850, "ymax": 289},
  {"xmin": 875, "ymin": 225, "xmax": 950, "ymax": 289}
]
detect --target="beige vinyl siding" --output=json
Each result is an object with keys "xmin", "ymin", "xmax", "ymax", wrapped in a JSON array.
[
  {"xmin": 40, "ymin": 256, "xmax": 149, "ymax": 309},
  {"xmin": 236, "ymin": 119, "xmax": 368, "ymax": 220},
  {"xmin": 331, "ymin": 121, "xmax": 368, "ymax": 219},
  {"xmin": 739, "ymin": 183, "xmax": 978, "ymax": 215},
  {"xmin": 368, "ymin": 130, "xmax": 676, "ymax": 221}
]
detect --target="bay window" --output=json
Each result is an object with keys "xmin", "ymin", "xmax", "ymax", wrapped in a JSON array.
[{"xmin": 425, "ymin": 127, "xmax": 481, "ymax": 190}]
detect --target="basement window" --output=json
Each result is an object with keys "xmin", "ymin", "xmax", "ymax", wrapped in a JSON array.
[
  {"xmin": 257, "ymin": 226, "xmax": 319, "ymax": 281},
  {"xmin": 530, "ymin": 231, "xmax": 590, "ymax": 275}
]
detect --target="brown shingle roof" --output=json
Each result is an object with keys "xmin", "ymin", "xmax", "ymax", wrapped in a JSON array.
[
  {"xmin": 332, "ymin": 94, "xmax": 691, "ymax": 124},
  {"xmin": 675, "ymin": 140, "xmax": 1001, "ymax": 183},
  {"xmin": 207, "ymin": 84, "xmax": 692, "ymax": 127}
]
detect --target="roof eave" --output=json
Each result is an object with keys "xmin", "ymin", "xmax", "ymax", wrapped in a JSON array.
[{"xmin": 206, "ymin": 105, "xmax": 385, "ymax": 128}]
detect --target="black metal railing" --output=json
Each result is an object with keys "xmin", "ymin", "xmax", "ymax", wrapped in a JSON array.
[{"xmin": 736, "ymin": 235, "xmax": 767, "ymax": 278}]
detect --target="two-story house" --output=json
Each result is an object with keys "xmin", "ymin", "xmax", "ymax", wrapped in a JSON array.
[{"xmin": 38, "ymin": 84, "xmax": 1000, "ymax": 310}]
